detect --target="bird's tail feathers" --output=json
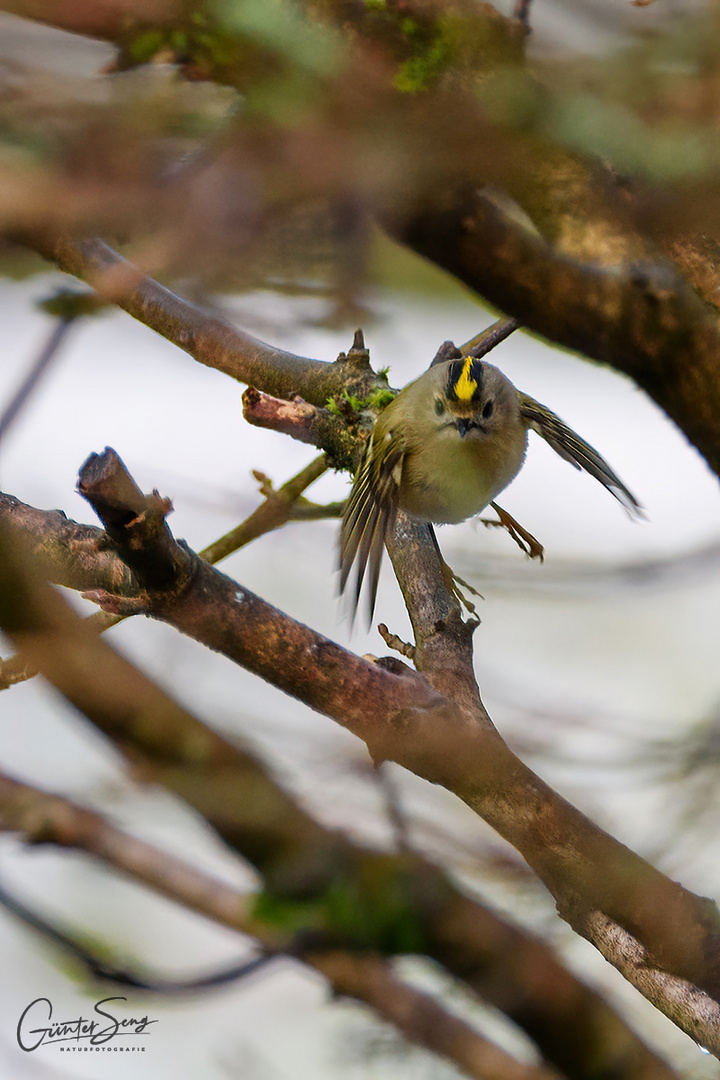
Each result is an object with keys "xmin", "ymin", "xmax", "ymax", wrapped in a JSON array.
[{"xmin": 340, "ymin": 443, "xmax": 401, "ymax": 625}]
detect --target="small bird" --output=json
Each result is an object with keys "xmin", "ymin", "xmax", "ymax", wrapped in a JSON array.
[{"xmin": 340, "ymin": 342, "xmax": 642, "ymax": 620}]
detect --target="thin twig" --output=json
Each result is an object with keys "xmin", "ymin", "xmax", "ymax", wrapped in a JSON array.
[
  {"xmin": 513, "ymin": 0, "xmax": 533, "ymax": 29},
  {"xmin": 0, "ymin": 877, "xmax": 274, "ymax": 994},
  {"xmin": 0, "ymin": 318, "xmax": 75, "ymax": 447},
  {"xmin": 200, "ymin": 454, "xmax": 328, "ymax": 563},
  {"xmin": 460, "ymin": 317, "xmax": 519, "ymax": 358},
  {"xmin": 373, "ymin": 762, "xmax": 413, "ymax": 852}
]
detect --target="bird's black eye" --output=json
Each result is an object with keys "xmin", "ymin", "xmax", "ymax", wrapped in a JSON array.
[
  {"xmin": 434, "ymin": 397, "xmax": 445, "ymax": 416},
  {"xmin": 482, "ymin": 399, "xmax": 494, "ymax": 419}
]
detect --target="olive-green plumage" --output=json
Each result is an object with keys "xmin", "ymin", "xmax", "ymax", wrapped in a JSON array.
[{"xmin": 340, "ymin": 356, "xmax": 642, "ymax": 620}]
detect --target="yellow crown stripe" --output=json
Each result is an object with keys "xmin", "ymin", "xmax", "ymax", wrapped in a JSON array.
[{"xmin": 453, "ymin": 356, "xmax": 478, "ymax": 401}]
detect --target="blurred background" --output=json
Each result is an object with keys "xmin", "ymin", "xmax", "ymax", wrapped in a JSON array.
[{"xmin": 1, "ymin": 3, "xmax": 719, "ymax": 1078}]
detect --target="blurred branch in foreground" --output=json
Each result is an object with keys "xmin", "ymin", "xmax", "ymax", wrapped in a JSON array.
[{"xmin": 0, "ymin": 773, "xmax": 568, "ymax": 1080}]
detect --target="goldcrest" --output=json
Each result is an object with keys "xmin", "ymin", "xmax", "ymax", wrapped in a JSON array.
[{"xmin": 340, "ymin": 347, "xmax": 642, "ymax": 618}]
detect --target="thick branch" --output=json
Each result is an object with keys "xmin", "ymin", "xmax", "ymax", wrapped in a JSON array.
[
  {"xmin": 312, "ymin": 952, "xmax": 563, "ymax": 1080},
  {"xmin": 579, "ymin": 910, "xmax": 720, "ymax": 1054},
  {"xmin": 386, "ymin": 514, "xmax": 482, "ymax": 717},
  {"xmin": 0, "ymin": 491, "xmax": 136, "ymax": 596},
  {"xmin": 26, "ymin": 235, "xmax": 383, "ymax": 408},
  {"xmin": 242, "ymin": 387, "xmax": 359, "ymax": 471},
  {"xmin": 0, "ymin": 0, "xmax": 182, "ymax": 36}
]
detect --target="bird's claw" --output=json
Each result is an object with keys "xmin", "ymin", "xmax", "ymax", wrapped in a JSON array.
[
  {"xmin": 440, "ymin": 560, "xmax": 483, "ymax": 618},
  {"xmin": 482, "ymin": 502, "xmax": 545, "ymax": 561}
]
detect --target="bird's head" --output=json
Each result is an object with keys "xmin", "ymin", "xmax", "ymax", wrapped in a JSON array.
[{"xmin": 433, "ymin": 356, "xmax": 519, "ymax": 438}]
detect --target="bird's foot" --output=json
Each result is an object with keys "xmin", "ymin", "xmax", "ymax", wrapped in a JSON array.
[
  {"xmin": 482, "ymin": 502, "xmax": 544, "ymax": 561},
  {"xmin": 440, "ymin": 559, "xmax": 483, "ymax": 619}
]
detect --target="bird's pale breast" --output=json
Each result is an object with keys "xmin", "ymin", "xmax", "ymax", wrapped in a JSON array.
[{"xmin": 398, "ymin": 423, "xmax": 527, "ymax": 524}]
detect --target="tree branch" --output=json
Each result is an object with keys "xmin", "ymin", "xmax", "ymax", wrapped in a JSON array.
[
  {"xmin": 25, "ymin": 235, "xmax": 385, "ymax": 409},
  {"xmin": 0, "ymin": 0, "xmax": 182, "ymax": 36},
  {"xmin": 311, "ymin": 952, "xmax": 564, "ymax": 1080},
  {"xmin": 200, "ymin": 454, "xmax": 331, "ymax": 564},
  {"xmin": 0, "ymin": 491, "xmax": 136, "ymax": 596},
  {"xmin": 0, "ymin": 511, "xmax": 684, "ymax": 1077},
  {"xmin": 242, "ymin": 387, "xmax": 359, "ymax": 470}
]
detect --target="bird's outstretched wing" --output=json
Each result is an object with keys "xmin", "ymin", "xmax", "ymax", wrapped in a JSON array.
[
  {"xmin": 340, "ymin": 431, "xmax": 404, "ymax": 624},
  {"xmin": 519, "ymin": 394, "xmax": 644, "ymax": 518}
]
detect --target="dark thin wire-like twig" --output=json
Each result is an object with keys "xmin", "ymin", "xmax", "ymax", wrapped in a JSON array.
[
  {"xmin": 513, "ymin": 0, "xmax": 533, "ymax": 30},
  {"xmin": 0, "ymin": 318, "xmax": 75, "ymax": 447},
  {"xmin": 374, "ymin": 763, "xmax": 413, "ymax": 852},
  {"xmin": 0, "ymin": 879, "xmax": 275, "ymax": 994}
]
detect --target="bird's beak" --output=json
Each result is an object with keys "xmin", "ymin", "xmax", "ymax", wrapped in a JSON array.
[{"xmin": 455, "ymin": 417, "xmax": 478, "ymax": 438}]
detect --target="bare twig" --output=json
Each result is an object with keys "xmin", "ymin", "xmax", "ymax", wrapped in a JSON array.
[
  {"xmin": 460, "ymin": 317, "xmax": 520, "ymax": 358},
  {"xmin": 0, "ymin": 772, "xmax": 261, "ymax": 935},
  {"xmin": 0, "ymin": 872, "xmax": 273, "ymax": 993},
  {"xmin": 312, "ymin": 952, "xmax": 563, "ymax": 1080},
  {"xmin": 0, "ymin": 319, "xmax": 75, "ymax": 448},
  {"xmin": 513, "ymin": 0, "xmax": 533, "ymax": 29},
  {"xmin": 377, "ymin": 623, "xmax": 415, "ymax": 661},
  {"xmin": 200, "ymin": 454, "xmax": 329, "ymax": 563},
  {"xmin": 242, "ymin": 387, "xmax": 357, "ymax": 469}
]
